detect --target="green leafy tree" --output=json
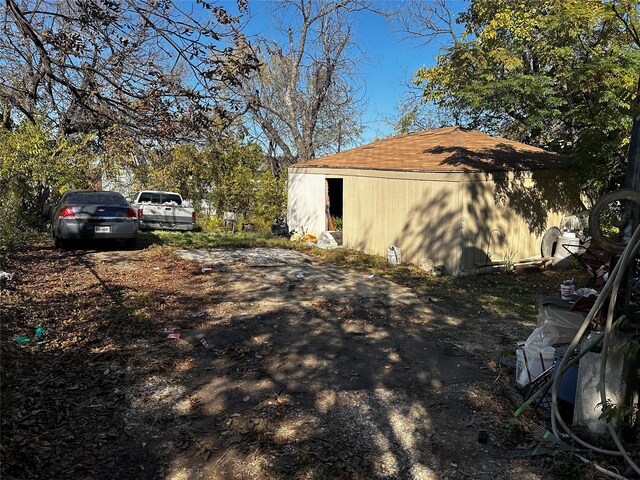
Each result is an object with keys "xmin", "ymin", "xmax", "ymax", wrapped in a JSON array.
[
  {"xmin": 210, "ymin": 142, "xmax": 263, "ymax": 216},
  {"xmin": 208, "ymin": 140, "xmax": 287, "ymax": 225},
  {"xmin": 0, "ymin": 119, "xmax": 93, "ymax": 248},
  {"xmin": 413, "ymin": 0, "xmax": 640, "ymax": 199},
  {"xmin": 255, "ymin": 172, "xmax": 288, "ymax": 221},
  {"xmin": 133, "ymin": 137, "xmax": 271, "ymax": 217},
  {"xmin": 97, "ymin": 132, "xmax": 284, "ymax": 226},
  {"xmin": 140, "ymin": 144, "xmax": 220, "ymax": 212}
]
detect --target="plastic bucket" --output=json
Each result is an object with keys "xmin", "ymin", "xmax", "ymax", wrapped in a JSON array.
[
  {"xmin": 560, "ymin": 282, "xmax": 575, "ymax": 300},
  {"xmin": 551, "ymin": 362, "xmax": 578, "ymax": 404},
  {"xmin": 552, "ymin": 233, "xmax": 581, "ymax": 268},
  {"xmin": 387, "ymin": 246, "xmax": 401, "ymax": 265}
]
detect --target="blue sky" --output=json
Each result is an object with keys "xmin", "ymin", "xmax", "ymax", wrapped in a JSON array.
[
  {"xmin": 352, "ymin": 7, "xmax": 429, "ymax": 141},
  {"xmin": 233, "ymin": 0, "xmax": 468, "ymax": 145}
]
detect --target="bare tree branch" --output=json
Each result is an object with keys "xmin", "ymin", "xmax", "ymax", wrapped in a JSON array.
[
  {"xmin": 612, "ymin": 1, "xmax": 640, "ymax": 49},
  {"xmin": 220, "ymin": 0, "xmax": 369, "ymax": 175},
  {"xmin": 0, "ymin": 0, "xmax": 258, "ymax": 140},
  {"xmin": 388, "ymin": 0, "xmax": 461, "ymax": 46}
]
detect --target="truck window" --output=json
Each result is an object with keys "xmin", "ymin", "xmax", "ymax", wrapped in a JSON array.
[
  {"xmin": 160, "ymin": 194, "xmax": 182, "ymax": 205},
  {"xmin": 137, "ymin": 192, "xmax": 182, "ymax": 205},
  {"xmin": 137, "ymin": 192, "xmax": 153, "ymax": 203}
]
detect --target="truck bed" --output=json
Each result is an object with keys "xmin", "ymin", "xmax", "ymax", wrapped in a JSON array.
[{"xmin": 134, "ymin": 191, "xmax": 195, "ymax": 231}]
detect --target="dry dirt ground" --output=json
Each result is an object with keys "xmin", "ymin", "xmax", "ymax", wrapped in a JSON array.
[{"xmin": 1, "ymin": 242, "xmax": 553, "ymax": 479}]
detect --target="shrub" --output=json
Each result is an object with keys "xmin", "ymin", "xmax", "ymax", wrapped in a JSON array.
[
  {"xmin": 198, "ymin": 215, "xmax": 223, "ymax": 233},
  {"xmin": 0, "ymin": 119, "xmax": 94, "ymax": 250}
]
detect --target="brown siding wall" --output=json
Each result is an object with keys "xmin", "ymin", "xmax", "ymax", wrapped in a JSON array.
[
  {"xmin": 342, "ymin": 175, "xmax": 462, "ymax": 274},
  {"xmin": 460, "ymin": 171, "xmax": 579, "ymax": 270}
]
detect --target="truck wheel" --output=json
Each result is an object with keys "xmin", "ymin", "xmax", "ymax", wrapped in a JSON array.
[{"xmin": 589, "ymin": 189, "xmax": 640, "ymax": 253}]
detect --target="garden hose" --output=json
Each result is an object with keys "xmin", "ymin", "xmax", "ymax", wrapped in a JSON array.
[{"xmin": 550, "ymin": 223, "xmax": 640, "ymax": 472}]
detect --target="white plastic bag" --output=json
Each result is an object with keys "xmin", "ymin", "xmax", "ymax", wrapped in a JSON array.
[
  {"xmin": 516, "ymin": 344, "xmax": 555, "ymax": 387},
  {"xmin": 535, "ymin": 305, "xmax": 586, "ymax": 342}
]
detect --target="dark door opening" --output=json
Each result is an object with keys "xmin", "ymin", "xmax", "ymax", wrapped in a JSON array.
[{"xmin": 326, "ymin": 178, "xmax": 343, "ymax": 231}]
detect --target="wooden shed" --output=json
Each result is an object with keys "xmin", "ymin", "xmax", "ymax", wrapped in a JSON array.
[{"xmin": 287, "ymin": 127, "xmax": 581, "ymax": 274}]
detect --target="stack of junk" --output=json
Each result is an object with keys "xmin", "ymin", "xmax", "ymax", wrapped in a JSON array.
[
  {"xmin": 514, "ymin": 279, "xmax": 633, "ymax": 431},
  {"xmin": 548, "ymin": 213, "xmax": 590, "ymax": 269},
  {"xmin": 510, "ymin": 221, "xmax": 640, "ymax": 479},
  {"xmin": 515, "ymin": 280, "xmax": 594, "ymax": 420}
]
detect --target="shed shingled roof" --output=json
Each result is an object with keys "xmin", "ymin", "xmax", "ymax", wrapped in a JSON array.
[{"xmin": 292, "ymin": 127, "xmax": 566, "ymax": 173}]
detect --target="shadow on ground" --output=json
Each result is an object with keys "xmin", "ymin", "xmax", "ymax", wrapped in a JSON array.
[{"xmin": 1, "ymin": 244, "xmax": 548, "ymax": 480}]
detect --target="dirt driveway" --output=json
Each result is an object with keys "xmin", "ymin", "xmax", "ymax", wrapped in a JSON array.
[{"xmin": 1, "ymin": 243, "xmax": 548, "ymax": 479}]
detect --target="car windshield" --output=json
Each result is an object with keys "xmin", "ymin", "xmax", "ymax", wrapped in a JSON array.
[
  {"xmin": 137, "ymin": 192, "xmax": 182, "ymax": 205},
  {"xmin": 65, "ymin": 192, "xmax": 128, "ymax": 206}
]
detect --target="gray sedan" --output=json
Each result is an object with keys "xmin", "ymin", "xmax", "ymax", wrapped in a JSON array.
[{"xmin": 51, "ymin": 190, "xmax": 138, "ymax": 248}]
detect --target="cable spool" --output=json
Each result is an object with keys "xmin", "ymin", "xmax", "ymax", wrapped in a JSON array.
[{"xmin": 541, "ymin": 226, "xmax": 561, "ymax": 258}]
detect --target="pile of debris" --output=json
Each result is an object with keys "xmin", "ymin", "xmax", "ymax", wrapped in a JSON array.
[{"xmin": 505, "ymin": 223, "xmax": 640, "ymax": 478}]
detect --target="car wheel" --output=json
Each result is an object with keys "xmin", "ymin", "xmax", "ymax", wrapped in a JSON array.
[{"xmin": 54, "ymin": 237, "xmax": 70, "ymax": 250}]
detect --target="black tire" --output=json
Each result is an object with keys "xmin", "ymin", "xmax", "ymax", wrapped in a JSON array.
[
  {"xmin": 541, "ymin": 226, "xmax": 561, "ymax": 258},
  {"xmin": 54, "ymin": 236, "xmax": 70, "ymax": 250},
  {"xmin": 589, "ymin": 189, "xmax": 640, "ymax": 253}
]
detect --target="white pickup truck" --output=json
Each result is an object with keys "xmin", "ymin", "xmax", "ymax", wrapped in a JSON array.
[{"xmin": 133, "ymin": 191, "xmax": 196, "ymax": 231}]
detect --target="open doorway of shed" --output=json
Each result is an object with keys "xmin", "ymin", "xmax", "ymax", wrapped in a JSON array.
[{"xmin": 326, "ymin": 178, "xmax": 343, "ymax": 231}]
